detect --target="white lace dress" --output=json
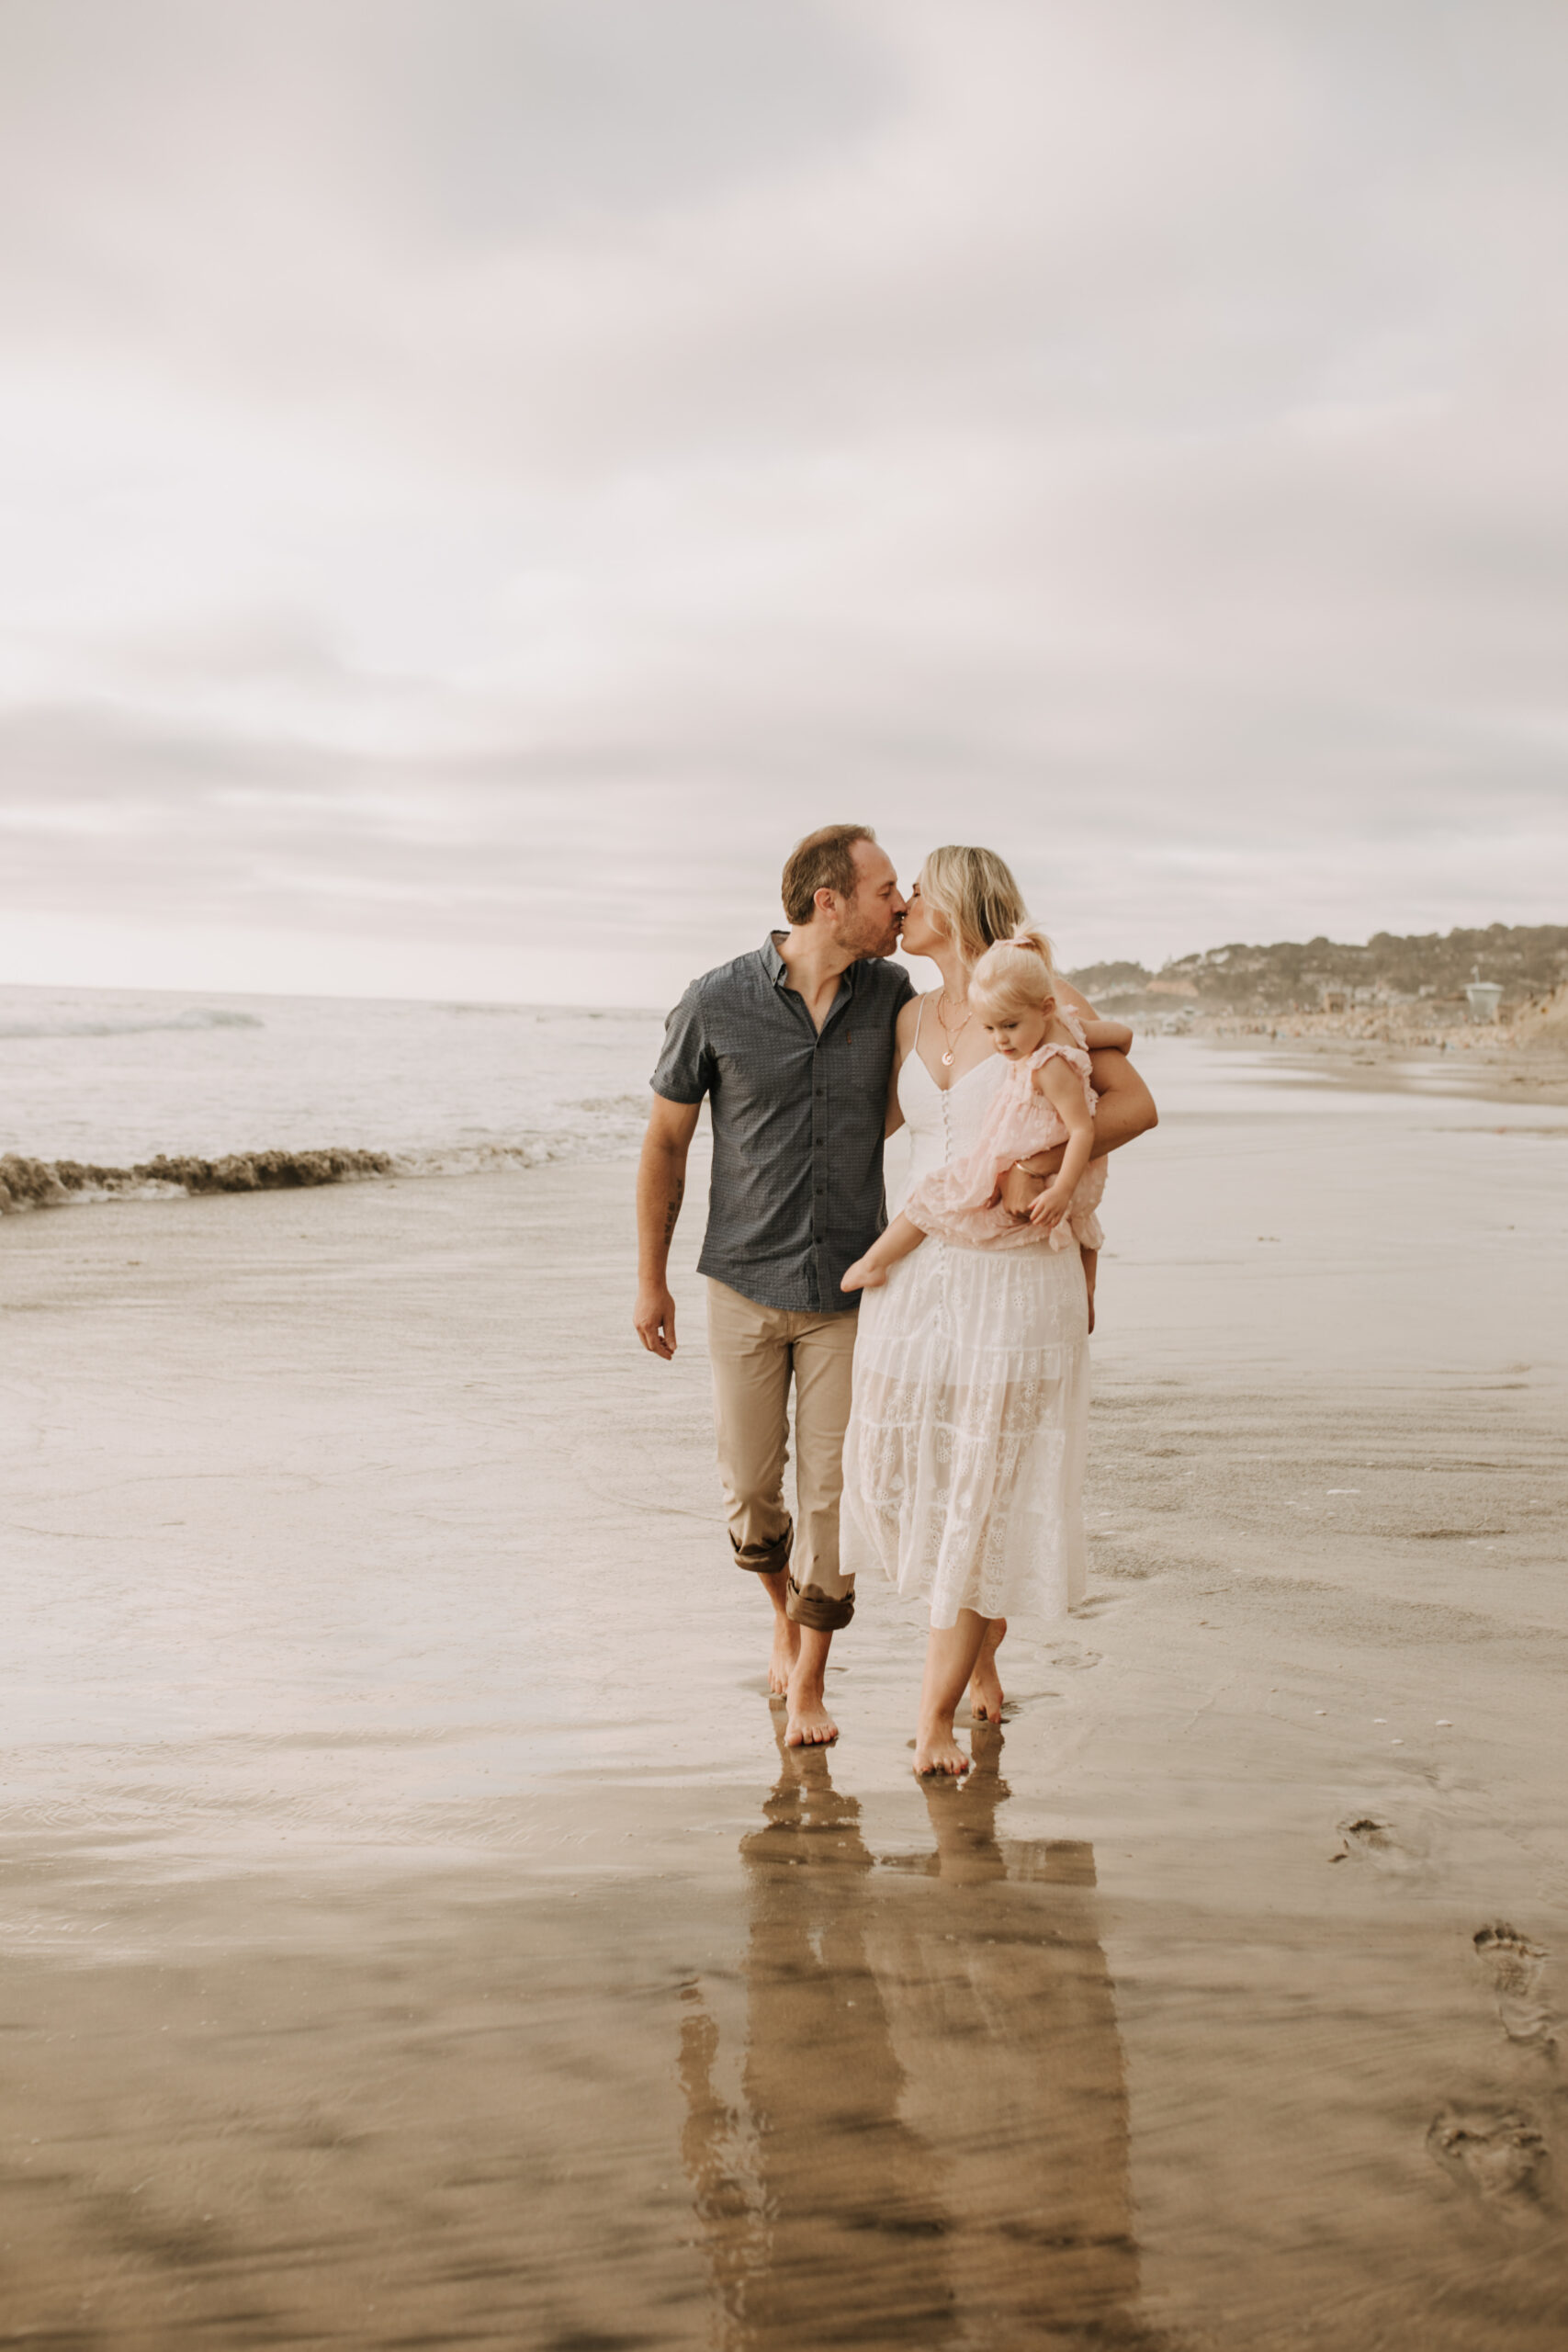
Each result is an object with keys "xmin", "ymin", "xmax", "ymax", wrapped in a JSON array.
[{"xmin": 840, "ymin": 1047, "xmax": 1089, "ymax": 1631}]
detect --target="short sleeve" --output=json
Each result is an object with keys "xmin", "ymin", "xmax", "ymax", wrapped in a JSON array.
[{"xmin": 650, "ymin": 984, "xmax": 714, "ymax": 1104}]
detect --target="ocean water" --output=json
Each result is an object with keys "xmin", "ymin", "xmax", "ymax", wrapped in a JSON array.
[{"xmin": 0, "ymin": 983, "xmax": 668, "ymax": 1191}]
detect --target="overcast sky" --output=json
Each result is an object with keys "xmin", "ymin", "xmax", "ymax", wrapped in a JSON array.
[{"xmin": 3, "ymin": 0, "xmax": 1565, "ymax": 1006}]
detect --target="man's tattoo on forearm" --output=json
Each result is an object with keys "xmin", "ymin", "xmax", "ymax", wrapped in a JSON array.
[{"xmin": 662, "ymin": 1175, "xmax": 684, "ymax": 1244}]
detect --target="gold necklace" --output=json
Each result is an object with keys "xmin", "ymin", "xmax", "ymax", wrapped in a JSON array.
[{"xmin": 934, "ymin": 990, "xmax": 971, "ymax": 1068}]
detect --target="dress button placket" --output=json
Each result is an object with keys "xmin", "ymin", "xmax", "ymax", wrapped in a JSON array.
[{"xmin": 936, "ymin": 1080, "xmax": 953, "ymax": 1333}]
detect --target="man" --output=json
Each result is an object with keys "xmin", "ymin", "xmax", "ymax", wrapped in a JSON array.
[
  {"xmin": 635, "ymin": 825, "xmax": 908, "ymax": 1748},
  {"xmin": 633, "ymin": 824, "xmax": 1155, "ymax": 1748}
]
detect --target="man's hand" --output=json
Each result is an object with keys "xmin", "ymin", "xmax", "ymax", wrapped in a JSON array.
[{"xmin": 635, "ymin": 1283, "xmax": 679, "ymax": 1361}]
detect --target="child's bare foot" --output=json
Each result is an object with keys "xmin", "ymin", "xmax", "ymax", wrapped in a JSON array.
[
  {"xmin": 913, "ymin": 1716, "xmax": 970, "ymax": 1777},
  {"xmin": 840, "ymin": 1256, "xmax": 886, "ymax": 1293},
  {"xmin": 784, "ymin": 1660, "xmax": 839, "ymax": 1747},
  {"xmin": 768, "ymin": 1615, "xmax": 800, "ymax": 1698},
  {"xmin": 967, "ymin": 1654, "xmax": 1005, "ymax": 1723}
]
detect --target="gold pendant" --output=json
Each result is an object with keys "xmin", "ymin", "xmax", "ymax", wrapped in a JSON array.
[{"xmin": 942, "ymin": 1049, "xmax": 954, "ymax": 1066}]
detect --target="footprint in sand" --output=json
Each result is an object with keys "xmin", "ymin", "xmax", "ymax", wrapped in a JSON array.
[
  {"xmin": 1474, "ymin": 1923, "xmax": 1558, "ymax": 2051},
  {"xmin": 1046, "ymin": 1641, "xmax": 1103, "ymax": 1670},
  {"xmin": 1427, "ymin": 2104, "xmax": 1551, "ymax": 2211},
  {"xmin": 1071, "ymin": 1595, "xmax": 1123, "ymax": 1623},
  {"xmin": 1329, "ymin": 1813, "xmax": 1427, "ymax": 1872}
]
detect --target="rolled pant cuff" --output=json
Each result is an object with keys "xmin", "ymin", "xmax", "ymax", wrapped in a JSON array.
[
  {"xmin": 729, "ymin": 1521, "xmax": 793, "ymax": 1577},
  {"xmin": 786, "ymin": 1576, "xmax": 854, "ymax": 1633}
]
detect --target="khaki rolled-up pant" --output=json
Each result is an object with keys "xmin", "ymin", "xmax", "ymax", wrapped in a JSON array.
[{"xmin": 705, "ymin": 1278, "xmax": 859, "ymax": 1632}]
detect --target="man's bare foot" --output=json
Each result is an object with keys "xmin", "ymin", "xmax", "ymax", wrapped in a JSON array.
[
  {"xmin": 840, "ymin": 1257, "xmax": 886, "ymax": 1293},
  {"xmin": 913, "ymin": 1717, "xmax": 969, "ymax": 1777},
  {"xmin": 967, "ymin": 1654, "xmax": 1004, "ymax": 1723},
  {"xmin": 768, "ymin": 1615, "xmax": 800, "ymax": 1699},
  {"xmin": 784, "ymin": 1663, "xmax": 839, "ymax": 1747}
]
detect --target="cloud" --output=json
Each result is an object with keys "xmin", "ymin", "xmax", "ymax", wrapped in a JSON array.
[{"xmin": 1, "ymin": 0, "xmax": 1565, "ymax": 1001}]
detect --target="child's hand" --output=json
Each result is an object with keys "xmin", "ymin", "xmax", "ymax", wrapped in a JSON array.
[{"xmin": 1027, "ymin": 1181, "xmax": 1071, "ymax": 1229}]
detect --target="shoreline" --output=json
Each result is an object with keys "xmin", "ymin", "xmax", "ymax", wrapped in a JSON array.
[{"xmin": 6, "ymin": 1026, "xmax": 1566, "ymax": 1222}]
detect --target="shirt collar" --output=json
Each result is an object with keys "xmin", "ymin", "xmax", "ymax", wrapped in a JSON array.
[{"xmin": 763, "ymin": 931, "xmax": 863, "ymax": 995}]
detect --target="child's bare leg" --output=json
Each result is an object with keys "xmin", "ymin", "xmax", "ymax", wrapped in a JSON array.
[
  {"xmin": 966, "ymin": 1616, "xmax": 1007, "ymax": 1721},
  {"xmin": 841, "ymin": 1212, "xmax": 925, "ymax": 1293},
  {"xmin": 1081, "ymin": 1246, "xmax": 1098, "ymax": 1334}
]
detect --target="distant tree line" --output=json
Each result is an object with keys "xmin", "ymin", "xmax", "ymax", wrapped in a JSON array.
[{"xmin": 1069, "ymin": 923, "xmax": 1568, "ymax": 1012}]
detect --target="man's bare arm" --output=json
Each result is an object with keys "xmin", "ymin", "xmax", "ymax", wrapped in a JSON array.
[{"xmin": 634, "ymin": 1095, "xmax": 701, "ymax": 1360}]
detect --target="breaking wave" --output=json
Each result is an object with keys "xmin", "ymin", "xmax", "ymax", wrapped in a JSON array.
[
  {"xmin": 0, "ymin": 1007, "xmax": 265, "ymax": 1041},
  {"xmin": 0, "ymin": 1124, "xmax": 649, "ymax": 1212},
  {"xmin": 1, "ymin": 1148, "xmax": 393, "ymax": 1210}
]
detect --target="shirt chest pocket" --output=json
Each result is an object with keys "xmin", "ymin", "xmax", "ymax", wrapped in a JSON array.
[{"xmin": 823, "ymin": 1015, "xmax": 892, "ymax": 1100}]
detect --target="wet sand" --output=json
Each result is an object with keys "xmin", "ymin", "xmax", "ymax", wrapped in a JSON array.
[
  {"xmin": 3, "ymin": 1041, "xmax": 1567, "ymax": 2348},
  {"xmin": 1203, "ymin": 1027, "xmax": 1568, "ymax": 1113}
]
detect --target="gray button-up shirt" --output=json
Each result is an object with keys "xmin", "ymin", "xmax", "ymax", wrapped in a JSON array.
[{"xmin": 651, "ymin": 933, "xmax": 915, "ymax": 1314}]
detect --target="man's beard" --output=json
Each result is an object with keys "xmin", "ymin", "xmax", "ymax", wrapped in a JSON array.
[{"xmin": 845, "ymin": 912, "xmax": 901, "ymax": 961}]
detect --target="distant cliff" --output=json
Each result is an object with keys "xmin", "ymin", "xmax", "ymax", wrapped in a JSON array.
[{"xmin": 1070, "ymin": 923, "xmax": 1568, "ymax": 1015}]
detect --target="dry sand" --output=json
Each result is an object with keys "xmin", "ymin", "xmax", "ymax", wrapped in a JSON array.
[{"xmin": 2, "ymin": 1038, "xmax": 1566, "ymax": 2349}]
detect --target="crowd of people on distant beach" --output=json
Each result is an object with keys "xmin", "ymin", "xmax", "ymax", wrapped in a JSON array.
[{"xmin": 635, "ymin": 827, "xmax": 1157, "ymax": 1776}]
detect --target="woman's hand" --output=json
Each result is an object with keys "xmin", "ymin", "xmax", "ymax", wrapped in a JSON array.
[
  {"xmin": 1027, "ymin": 1180, "xmax": 1072, "ymax": 1230},
  {"xmin": 998, "ymin": 1164, "xmax": 1044, "ymax": 1216}
]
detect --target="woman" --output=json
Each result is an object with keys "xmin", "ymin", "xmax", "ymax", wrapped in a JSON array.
[{"xmin": 840, "ymin": 845, "xmax": 1146, "ymax": 1777}]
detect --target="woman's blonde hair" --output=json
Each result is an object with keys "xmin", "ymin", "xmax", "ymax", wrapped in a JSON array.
[
  {"xmin": 968, "ymin": 926, "xmax": 1059, "ymax": 1018},
  {"xmin": 918, "ymin": 844, "xmax": 1029, "ymax": 969}
]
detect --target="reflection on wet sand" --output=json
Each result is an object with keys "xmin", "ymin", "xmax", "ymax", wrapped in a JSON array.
[{"xmin": 681, "ymin": 1726, "xmax": 1165, "ymax": 2350}]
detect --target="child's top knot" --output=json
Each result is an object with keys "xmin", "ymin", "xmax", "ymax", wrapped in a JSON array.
[{"xmin": 968, "ymin": 922, "xmax": 1060, "ymax": 1013}]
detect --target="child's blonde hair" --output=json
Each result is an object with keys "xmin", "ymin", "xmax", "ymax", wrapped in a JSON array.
[{"xmin": 968, "ymin": 925, "xmax": 1058, "ymax": 1018}]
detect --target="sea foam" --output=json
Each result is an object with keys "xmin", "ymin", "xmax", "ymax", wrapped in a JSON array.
[{"xmin": 0, "ymin": 1006, "xmax": 264, "ymax": 1041}]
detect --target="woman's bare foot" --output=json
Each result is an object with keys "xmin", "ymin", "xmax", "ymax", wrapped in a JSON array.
[
  {"xmin": 965, "ymin": 1616, "xmax": 1007, "ymax": 1722},
  {"xmin": 913, "ymin": 1715, "xmax": 970, "ymax": 1776},
  {"xmin": 840, "ymin": 1256, "xmax": 886, "ymax": 1293},
  {"xmin": 768, "ymin": 1614, "xmax": 800, "ymax": 1698},
  {"xmin": 784, "ymin": 1659, "xmax": 839, "ymax": 1747},
  {"xmin": 967, "ymin": 1657, "xmax": 1004, "ymax": 1723}
]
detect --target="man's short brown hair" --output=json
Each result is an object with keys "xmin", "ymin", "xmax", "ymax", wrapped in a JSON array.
[{"xmin": 781, "ymin": 824, "xmax": 877, "ymax": 926}]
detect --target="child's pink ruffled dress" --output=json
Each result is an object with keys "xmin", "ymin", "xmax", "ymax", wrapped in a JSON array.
[{"xmin": 901, "ymin": 1023, "xmax": 1106, "ymax": 1253}]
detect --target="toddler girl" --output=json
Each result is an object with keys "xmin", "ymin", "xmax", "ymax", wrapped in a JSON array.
[{"xmin": 840, "ymin": 931, "xmax": 1131, "ymax": 1320}]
